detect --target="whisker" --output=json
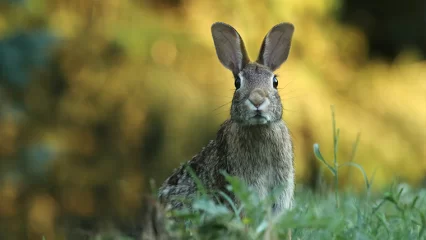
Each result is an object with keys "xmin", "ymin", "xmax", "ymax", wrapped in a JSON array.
[
  {"xmin": 212, "ymin": 101, "xmax": 232, "ymax": 112},
  {"xmin": 288, "ymin": 128, "xmax": 298, "ymax": 141},
  {"xmin": 282, "ymin": 95, "xmax": 307, "ymax": 101},
  {"xmin": 279, "ymin": 80, "xmax": 294, "ymax": 90},
  {"xmin": 210, "ymin": 94, "xmax": 232, "ymax": 98},
  {"xmin": 283, "ymin": 108, "xmax": 297, "ymax": 113},
  {"xmin": 279, "ymin": 91, "xmax": 302, "ymax": 95},
  {"xmin": 278, "ymin": 89, "xmax": 302, "ymax": 94},
  {"xmin": 213, "ymin": 109, "xmax": 230, "ymax": 117}
]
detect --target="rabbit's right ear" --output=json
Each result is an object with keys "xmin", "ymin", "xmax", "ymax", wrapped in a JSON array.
[
  {"xmin": 211, "ymin": 22, "xmax": 250, "ymax": 75},
  {"xmin": 257, "ymin": 23, "xmax": 294, "ymax": 71}
]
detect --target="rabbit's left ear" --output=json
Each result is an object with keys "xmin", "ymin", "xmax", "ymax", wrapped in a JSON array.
[{"xmin": 257, "ymin": 23, "xmax": 294, "ymax": 71}]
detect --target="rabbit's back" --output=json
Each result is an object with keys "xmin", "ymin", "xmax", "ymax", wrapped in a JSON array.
[{"xmin": 158, "ymin": 138, "xmax": 227, "ymax": 210}]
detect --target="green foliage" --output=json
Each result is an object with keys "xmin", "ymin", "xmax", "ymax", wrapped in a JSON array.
[
  {"xmin": 314, "ymin": 105, "xmax": 373, "ymax": 208},
  {"xmin": 162, "ymin": 181, "xmax": 426, "ymax": 240}
]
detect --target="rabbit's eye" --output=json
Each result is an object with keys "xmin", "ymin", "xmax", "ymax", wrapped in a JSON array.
[
  {"xmin": 273, "ymin": 76, "xmax": 278, "ymax": 88},
  {"xmin": 234, "ymin": 76, "xmax": 241, "ymax": 89}
]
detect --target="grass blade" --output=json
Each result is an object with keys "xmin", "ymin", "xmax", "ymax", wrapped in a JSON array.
[
  {"xmin": 339, "ymin": 162, "xmax": 370, "ymax": 190},
  {"xmin": 313, "ymin": 143, "xmax": 336, "ymax": 175}
]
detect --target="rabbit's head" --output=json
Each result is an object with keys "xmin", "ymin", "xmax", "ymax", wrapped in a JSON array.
[{"xmin": 211, "ymin": 22, "xmax": 294, "ymax": 125}]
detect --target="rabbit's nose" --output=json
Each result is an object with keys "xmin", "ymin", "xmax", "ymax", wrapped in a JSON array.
[{"xmin": 249, "ymin": 88, "xmax": 266, "ymax": 108}]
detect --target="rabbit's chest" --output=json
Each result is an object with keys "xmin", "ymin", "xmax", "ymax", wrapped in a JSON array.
[
  {"xmin": 231, "ymin": 142, "xmax": 289, "ymax": 198},
  {"xmin": 224, "ymin": 121, "xmax": 294, "ymax": 199}
]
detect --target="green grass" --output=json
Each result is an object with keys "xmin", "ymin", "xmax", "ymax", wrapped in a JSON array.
[
  {"xmin": 166, "ymin": 175, "xmax": 426, "ymax": 239},
  {"xmin": 89, "ymin": 107, "xmax": 426, "ymax": 240},
  {"xmin": 166, "ymin": 183, "xmax": 425, "ymax": 240}
]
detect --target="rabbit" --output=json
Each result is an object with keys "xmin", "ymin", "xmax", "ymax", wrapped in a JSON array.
[{"xmin": 158, "ymin": 22, "xmax": 295, "ymax": 215}]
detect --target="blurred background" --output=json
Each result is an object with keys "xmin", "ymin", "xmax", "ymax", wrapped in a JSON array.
[{"xmin": 0, "ymin": 0, "xmax": 425, "ymax": 239}]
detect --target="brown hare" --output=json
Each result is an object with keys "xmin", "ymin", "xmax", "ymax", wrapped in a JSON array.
[{"xmin": 159, "ymin": 22, "xmax": 295, "ymax": 215}]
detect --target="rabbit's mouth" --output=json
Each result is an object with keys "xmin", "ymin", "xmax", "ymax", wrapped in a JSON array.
[
  {"xmin": 247, "ymin": 112, "xmax": 269, "ymax": 125},
  {"xmin": 254, "ymin": 111, "xmax": 264, "ymax": 118}
]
